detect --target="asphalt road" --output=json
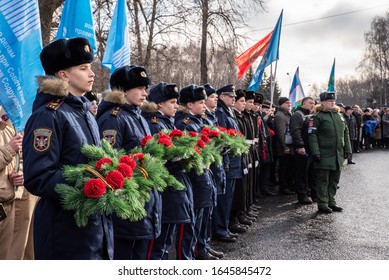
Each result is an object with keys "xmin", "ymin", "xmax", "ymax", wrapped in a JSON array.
[{"xmin": 211, "ymin": 149, "xmax": 389, "ymax": 260}]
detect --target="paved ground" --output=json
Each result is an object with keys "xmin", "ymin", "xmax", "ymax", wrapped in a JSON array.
[{"xmin": 211, "ymin": 148, "xmax": 389, "ymax": 260}]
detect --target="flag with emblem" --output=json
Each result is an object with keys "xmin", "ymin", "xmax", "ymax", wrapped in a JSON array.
[
  {"xmin": 327, "ymin": 58, "xmax": 335, "ymax": 92},
  {"xmin": 249, "ymin": 10, "xmax": 283, "ymax": 92},
  {"xmin": 289, "ymin": 67, "xmax": 305, "ymax": 109},
  {"xmin": 235, "ymin": 31, "xmax": 273, "ymax": 79},
  {"xmin": 56, "ymin": 0, "xmax": 97, "ymax": 53},
  {"xmin": 102, "ymin": 0, "xmax": 131, "ymax": 74},
  {"xmin": 0, "ymin": 0, "xmax": 44, "ymax": 132}
]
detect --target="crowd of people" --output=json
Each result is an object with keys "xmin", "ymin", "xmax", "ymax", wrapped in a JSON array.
[{"xmin": 1, "ymin": 37, "xmax": 388, "ymax": 260}]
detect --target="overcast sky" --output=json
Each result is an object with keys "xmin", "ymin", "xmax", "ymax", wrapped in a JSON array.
[{"xmin": 244, "ymin": 0, "xmax": 389, "ymax": 96}]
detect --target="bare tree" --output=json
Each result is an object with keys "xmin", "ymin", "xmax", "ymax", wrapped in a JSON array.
[{"xmin": 38, "ymin": 0, "xmax": 63, "ymax": 45}]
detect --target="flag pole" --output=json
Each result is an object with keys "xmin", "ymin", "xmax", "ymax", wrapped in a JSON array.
[{"xmin": 270, "ymin": 60, "xmax": 278, "ymax": 108}]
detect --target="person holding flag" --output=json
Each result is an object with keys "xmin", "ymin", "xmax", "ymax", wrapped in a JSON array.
[
  {"xmin": 22, "ymin": 37, "xmax": 113, "ymax": 259},
  {"xmin": 289, "ymin": 67, "xmax": 305, "ymax": 110}
]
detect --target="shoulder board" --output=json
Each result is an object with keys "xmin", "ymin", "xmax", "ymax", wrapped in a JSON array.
[
  {"xmin": 151, "ymin": 116, "xmax": 158, "ymax": 123},
  {"xmin": 46, "ymin": 98, "xmax": 64, "ymax": 110},
  {"xmin": 183, "ymin": 117, "xmax": 191, "ymax": 124},
  {"xmin": 111, "ymin": 106, "xmax": 122, "ymax": 117}
]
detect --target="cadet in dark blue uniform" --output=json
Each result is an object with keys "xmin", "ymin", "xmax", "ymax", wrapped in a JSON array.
[
  {"xmin": 96, "ymin": 65, "xmax": 161, "ymax": 260},
  {"xmin": 174, "ymin": 85, "xmax": 218, "ymax": 260},
  {"xmin": 22, "ymin": 37, "xmax": 113, "ymax": 260},
  {"xmin": 141, "ymin": 82, "xmax": 195, "ymax": 260},
  {"xmin": 212, "ymin": 84, "xmax": 242, "ymax": 243}
]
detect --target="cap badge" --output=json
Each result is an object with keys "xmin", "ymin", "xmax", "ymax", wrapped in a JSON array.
[
  {"xmin": 140, "ymin": 71, "xmax": 147, "ymax": 77},
  {"xmin": 84, "ymin": 45, "xmax": 91, "ymax": 53},
  {"xmin": 174, "ymin": 86, "xmax": 179, "ymax": 92}
]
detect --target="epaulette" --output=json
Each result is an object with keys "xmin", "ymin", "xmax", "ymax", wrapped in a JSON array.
[
  {"xmin": 151, "ymin": 116, "xmax": 158, "ymax": 123},
  {"xmin": 111, "ymin": 106, "xmax": 122, "ymax": 117},
  {"xmin": 46, "ymin": 98, "xmax": 64, "ymax": 110},
  {"xmin": 182, "ymin": 117, "xmax": 191, "ymax": 124}
]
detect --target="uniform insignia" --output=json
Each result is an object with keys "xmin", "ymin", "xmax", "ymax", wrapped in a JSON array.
[
  {"xmin": 174, "ymin": 86, "xmax": 179, "ymax": 92},
  {"xmin": 151, "ymin": 116, "xmax": 158, "ymax": 123},
  {"xmin": 84, "ymin": 45, "xmax": 91, "ymax": 53},
  {"xmin": 33, "ymin": 128, "xmax": 52, "ymax": 152},
  {"xmin": 140, "ymin": 71, "xmax": 147, "ymax": 77},
  {"xmin": 102, "ymin": 130, "xmax": 117, "ymax": 146},
  {"xmin": 183, "ymin": 117, "xmax": 191, "ymax": 124},
  {"xmin": 46, "ymin": 98, "xmax": 64, "ymax": 110},
  {"xmin": 110, "ymin": 106, "xmax": 122, "ymax": 117}
]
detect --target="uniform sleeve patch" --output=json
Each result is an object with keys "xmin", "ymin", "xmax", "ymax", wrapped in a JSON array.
[
  {"xmin": 102, "ymin": 129, "xmax": 117, "ymax": 146},
  {"xmin": 33, "ymin": 128, "xmax": 53, "ymax": 152}
]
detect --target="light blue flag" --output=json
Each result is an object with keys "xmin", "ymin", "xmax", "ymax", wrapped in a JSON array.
[
  {"xmin": 102, "ymin": 0, "xmax": 131, "ymax": 74},
  {"xmin": 327, "ymin": 58, "xmax": 335, "ymax": 92},
  {"xmin": 56, "ymin": 0, "xmax": 96, "ymax": 53},
  {"xmin": 249, "ymin": 10, "xmax": 283, "ymax": 92},
  {"xmin": 0, "ymin": 0, "xmax": 44, "ymax": 132},
  {"xmin": 289, "ymin": 67, "xmax": 305, "ymax": 109}
]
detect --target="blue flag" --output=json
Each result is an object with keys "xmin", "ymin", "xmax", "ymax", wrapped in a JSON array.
[
  {"xmin": 56, "ymin": 0, "xmax": 96, "ymax": 53},
  {"xmin": 327, "ymin": 58, "xmax": 335, "ymax": 92},
  {"xmin": 102, "ymin": 0, "xmax": 131, "ymax": 74},
  {"xmin": 0, "ymin": 0, "xmax": 44, "ymax": 132},
  {"xmin": 249, "ymin": 10, "xmax": 283, "ymax": 92},
  {"xmin": 289, "ymin": 67, "xmax": 305, "ymax": 109}
]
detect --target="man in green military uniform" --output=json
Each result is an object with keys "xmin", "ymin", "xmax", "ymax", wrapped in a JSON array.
[{"xmin": 308, "ymin": 91, "xmax": 352, "ymax": 213}]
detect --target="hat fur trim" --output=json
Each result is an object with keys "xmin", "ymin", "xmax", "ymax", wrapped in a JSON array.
[
  {"xmin": 103, "ymin": 90, "xmax": 127, "ymax": 105},
  {"xmin": 140, "ymin": 101, "xmax": 158, "ymax": 113}
]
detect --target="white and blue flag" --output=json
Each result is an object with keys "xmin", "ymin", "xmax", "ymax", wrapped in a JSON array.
[
  {"xmin": 56, "ymin": 0, "xmax": 97, "ymax": 53},
  {"xmin": 102, "ymin": 0, "xmax": 131, "ymax": 74},
  {"xmin": 0, "ymin": 0, "xmax": 44, "ymax": 132}
]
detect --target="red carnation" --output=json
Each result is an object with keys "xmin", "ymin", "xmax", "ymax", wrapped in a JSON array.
[
  {"xmin": 119, "ymin": 155, "xmax": 136, "ymax": 170},
  {"xmin": 132, "ymin": 153, "xmax": 145, "ymax": 164},
  {"xmin": 237, "ymin": 131, "xmax": 243, "ymax": 137},
  {"xmin": 169, "ymin": 129, "xmax": 184, "ymax": 138},
  {"xmin": 106, "ymin": 170, "xmax": 125, "ymax": 189},
  {"xmin": 95, "ymin": 158, "xmax": 113, "ymax": 171},
  {"xmin": 141, "ymin": 135, "xmax": 154, "ymax": 147},
  {"xmin": 201, "ymin": 127, "xmax": 211, "ymax": 135},
  {"xmin": 158, "ymin": 137, "xmax": 173, "ymax": 147},
  {"xmin": 194, "ymin": 145, "xmax": 201, "ymax": 155},
  {"xmin": 227, "ymin": 129, "xmax": 237, "ymax": 137},
  {"xmin": 201, "ymin": 134, "xmax": 211, "ymax": 143},
  {"xmin": 117, "ymin": 163, "xmax": 133, "ymax": 178},
  {"xmin": 84, "ymin": 179, "xmax": 106, "ymax": 198},
  {"xmin": 207, "ymin": 130, "xmax": 220, "ymax": 138},
  {"xmin": 189, "ymin": 131, "xmax": 197, "ymax": 137},
  {"xmin": 197, "ymin": 139, "xmax": 206, "ymax": 148},
  {"xmin": 217, "ymin": 126, "xmax": 228, "ymax": 133}
]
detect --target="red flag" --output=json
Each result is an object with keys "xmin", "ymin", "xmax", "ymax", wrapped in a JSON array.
[{"xmin": 235, "ymin": 31, "xmax": 273, "ymax": 79}]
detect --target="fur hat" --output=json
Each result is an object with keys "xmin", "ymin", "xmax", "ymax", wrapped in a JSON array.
[
  {"xmin": 203, "ymin": 83, "xmax": 216, "ymax": 96},
  {"xmin": 254, "ymin": 93, "xmax": 264, "ymax": 104},
  {"xmin": 148, "ymin": 82, "xmax": 179, "ymax": 103},
  {"xmin": 245, "ymin": 90, "xmax": 255, "ymax": 100},
  {"xmin": 40, "ymin": 37, "xmax": 94, "ymax": 75},
  {"xmin": 320, "ymin": 91, "xmax": 336, "ymax": 101},
  {"xmin": 110, "ymin": 65, "xmax": 151, "ymax": 91},
  {"xmin": 179, "ymin": 84, "xmax": 207, "ymax": 104},
  {"xmin": 278, "ymin": 97, "xmax": 290, "ymax": 106},
  {"xmin": 235, "ymin": 89, "xmax": 246, "ymax": 100}
]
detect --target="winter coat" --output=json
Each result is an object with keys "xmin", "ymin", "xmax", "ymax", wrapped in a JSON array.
[
  {"xmin": 290, "ymin": 106, "xmax": 311, "ymax": 152},
  {"xmin": 22, "ymin": 77, "xmax": 113, "ymax": 260},
  {"xmin": 96, "ymin": 91, "xmax": 161, "ymax": 240},
  {"xmin": 274, "ymin": 107, "xmax": 294, "ymax": 157},
  {"xmin": 175, "ymin": 109, "xmax": 217, "ymax": 208},
  {"xmin": 141, "ymin": 103, "xmax": 194, "ymax": 224},
  {"xmin": 382, "ymin": 114, "xmax": 389, "ymax": 138},
  {"xmin": 215, "ymin": 100, "xmax": 242, "ymax": 179},
  {"xmin": 308, "ymin": 105, "xmax": 352, "ymax": 170},
  {"xmin": 258, "ymin": 114, "xmax": 273, "ymax": 163},
  {"xmin": 343, "ymin": 113, "xmax": 358, "ymax": 141}
]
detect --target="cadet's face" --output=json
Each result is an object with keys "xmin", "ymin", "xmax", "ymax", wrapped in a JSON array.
[
  {"xmin": 159, "ymin": 98, "xmax": 179, "ymax": 117},
  {"xmin": 234, "ymin": 97, "xmax": 246, "ymax": 112},
  {"xmin": 62, "ymin": 64, "xmax": 95, "ymax": 96},
  {"xmin": 253, "ymin": 104, "xmax": 260, "ymax": 112},
  {"xmin": 89, "ymin": 100, "xmax": 98, "ymax": 116},
  {"xmin": 245, "ymin": 99, "xmax": 254, "ymax": 111},
  {"xmin": 124, "ymin": 86, "xmax": 148, "ymax": 106},
  {"xmin": 188, "ymin": 100, "xmax": 206, "ymax": 115},
  {"xmin": 205, "ymin": 93, "xmax": 218, "ymax": 111}
]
